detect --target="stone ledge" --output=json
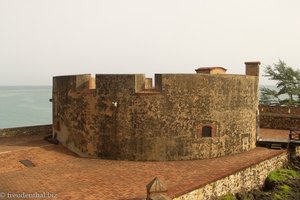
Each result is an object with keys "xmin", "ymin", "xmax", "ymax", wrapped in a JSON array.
[{"xmin": 0, "ymin": 124, "xmax": 52, "ymax": 137}]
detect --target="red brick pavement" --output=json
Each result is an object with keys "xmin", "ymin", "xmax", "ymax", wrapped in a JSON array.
[
  {"xmin": 0, "ymin": 131, "xmax": 287, "ymax": 200},
  {"xmin": 0, "ymin": 134, "xmax": 49, "ymax": 153}
]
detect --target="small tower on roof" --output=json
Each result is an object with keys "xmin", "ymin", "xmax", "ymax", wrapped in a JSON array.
[{"xmin": 195, "ymin": 66, "xmax": 227, "ymax": 75}]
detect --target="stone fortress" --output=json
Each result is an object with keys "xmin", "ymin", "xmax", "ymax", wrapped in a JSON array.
[{"xmin": 52, "ymin": 61, "xmax": 260, "ymax": 161}]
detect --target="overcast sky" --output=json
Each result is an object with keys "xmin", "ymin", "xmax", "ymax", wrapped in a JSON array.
[{"xmin": 0, "ymin": 0, "xmax": 299, "ymax": 85}]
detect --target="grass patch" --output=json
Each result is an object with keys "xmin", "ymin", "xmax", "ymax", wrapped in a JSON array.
[
  {"xmin": 272, "ymin": 193, "xmax": 284, "ymax": 200},
  {"xmin": 278, "ymin": 184, "xmax": 291, "ymax": 193},
  {"xmin": 219, "ymin": 193, "xmax": 236, "ymax": 200},
  {"xmin": 265, "ymin": 168, "xmax": 300, "ymax": 191},
  {"xmin": 271, "ymin": 184, "xmax": 292, "ymax": 200},
  {"xmin": 267, "ymin": 168, "xmax": 300, "ymax": 182}
]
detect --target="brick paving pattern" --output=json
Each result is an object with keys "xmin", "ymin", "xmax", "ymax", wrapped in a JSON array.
[{"xmin": 0, "ymin": 129, "xmax": 287, "ymax": 200}]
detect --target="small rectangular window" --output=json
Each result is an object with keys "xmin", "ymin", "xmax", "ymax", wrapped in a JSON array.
[{"xmin": 202, "ymin": 126, "xmax": 212, "ymax": 137}]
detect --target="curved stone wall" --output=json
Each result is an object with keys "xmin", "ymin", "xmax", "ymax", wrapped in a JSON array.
[{"xmin": 52, "ymin": 73, "xmax": 258, "ymax": 161}]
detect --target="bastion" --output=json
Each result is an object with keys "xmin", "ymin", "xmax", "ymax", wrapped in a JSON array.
[{"xmin": 52, "ymin": 62, "xmax": 260, "ymax": 161}]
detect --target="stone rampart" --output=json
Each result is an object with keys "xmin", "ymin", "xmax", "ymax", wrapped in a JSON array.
[
  {"xmin": 259, "ymin": 105, "xmax": 300, "ymax": 129},
  {"xmin": 173, "ymin": 151, "xmax": 288, "ymax": 200},
  {"xmin": 0, "ymin": 125, "xmax": 52, "ymax": 137}
]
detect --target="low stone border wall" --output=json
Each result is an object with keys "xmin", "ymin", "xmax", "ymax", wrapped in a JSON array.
[
  {"xmin": 260, "ymin": 113, "xmax": 300, "ymax": 130},
  {"xmin": 259, "ymin": 105, "xmax": 300, "ymax": 115},
  {"xmin": 173, "ymin": 152, "xmax": 288, "ymax": 200},
  {"xmin": 259, "ymin": 105, "xmax": 300, "ymax": 130},
  {"xmin": 0, "ymin": 124, "xmax": 52, "ymax": 137}
]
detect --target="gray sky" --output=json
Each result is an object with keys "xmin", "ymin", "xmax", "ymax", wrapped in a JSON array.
[{"xmin": 0, "ymin": 0, "xmax": 299, "ymax": 85}]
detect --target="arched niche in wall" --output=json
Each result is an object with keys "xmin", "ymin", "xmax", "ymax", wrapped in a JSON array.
[{"xmin": 195, "ymin": 121, "xmax": 219, "ymax": 138}]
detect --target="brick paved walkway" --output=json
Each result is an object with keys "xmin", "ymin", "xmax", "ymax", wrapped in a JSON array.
[
  {"xmin": 0, "ymin": 134, "xmax": 49, "ymax": 153},
  {"xmin": 0, "ymin": 130, "xmax": 287, "ymax": 200}
]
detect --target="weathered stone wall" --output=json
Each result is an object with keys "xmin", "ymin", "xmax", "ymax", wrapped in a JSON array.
[
  {"xmin": 0, "ymin": 125, "xmax": 52, "ymax": 137},
  {"xmin": 173, "ymin": 152, "xmax": 288, "ymax": 200},
  {"xmin": 259, "ymin": 105, "xmax": 300, "ymax": 129},
  {"xmin": 53, "ymin": 72, "xmax": 258, "ymax": 161}
]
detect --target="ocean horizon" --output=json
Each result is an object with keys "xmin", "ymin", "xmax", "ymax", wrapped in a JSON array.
[{"xmin": 0, "ymin": 86, "xmax": 52, "ymax": 129}]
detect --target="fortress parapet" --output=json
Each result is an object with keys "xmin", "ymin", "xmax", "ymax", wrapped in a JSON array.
[
  {"xmin": 53, "ymin": 74, "xmax": 95, "ymax": 92},
  {"xmin": 53, "ymin": 74, "xmax": 163, "ymax": 93}
]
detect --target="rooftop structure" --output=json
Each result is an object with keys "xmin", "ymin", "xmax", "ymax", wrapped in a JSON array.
[{"xmin": 195, "ymin": 66, "xmax": 227, "ymax": 74}]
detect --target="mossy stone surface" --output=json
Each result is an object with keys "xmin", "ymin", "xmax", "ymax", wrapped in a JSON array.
[{"xmin": 265, "ymin": 169, "xmax": 300, "ymax": 190}]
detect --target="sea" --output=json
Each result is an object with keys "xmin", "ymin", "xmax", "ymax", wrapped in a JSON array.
[{"xmin": 0, "ymin": 86, "xmax": 52, "ymax": 129}]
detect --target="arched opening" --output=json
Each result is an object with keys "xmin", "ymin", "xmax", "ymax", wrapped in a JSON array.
[{"xmin": 202, "ymin": 126, "xmax": 212, "ymax": 137}]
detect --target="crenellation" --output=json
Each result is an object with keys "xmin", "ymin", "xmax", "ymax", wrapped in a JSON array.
[
  {"xmin": 53, "ymin": 75, "xmax": 77, "ymax": 92},
  {"xmin": 134, "ymin": 74, "xmax": 146, "ymax": 92},
  {"xmin": 75, "ymin": 74, "xmax": 93, "ymax": 90},
  {"xmin": 135, "ymin": 74, "xmax": 162, "ymax": 93},
  {"xmin": 95, "ymin": 74, "xmax": 137, "ymax": 94},
  {"xmin": 53, "ymin": 74, "xmax": 95, "ymax": 92}
]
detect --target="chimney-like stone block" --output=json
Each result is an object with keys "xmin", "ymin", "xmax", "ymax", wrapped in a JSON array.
[{"xmin": 245, "ymin": 61, "xmax": 261, "ymax": 76}]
